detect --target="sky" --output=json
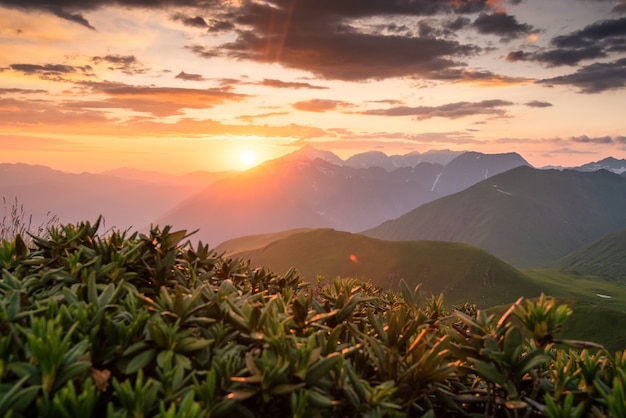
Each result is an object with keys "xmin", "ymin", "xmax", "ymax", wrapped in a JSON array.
[{"xmin": 1, "ymin": 0, "xmax": 625, "ymax": 173}]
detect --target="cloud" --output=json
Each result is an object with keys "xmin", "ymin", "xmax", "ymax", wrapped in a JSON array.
[
  {"xmin": 0, "ymin": 0, "xmax": 222, "ymax": 29},
  {"xmin": 472, "ymin": 12, "xmax": 534, "ymax": 41},
  {"xmin": 0, "ymin": 88, "xmax": 47, "ymax": 94},
  {"xmin": 91, "ymin": 55, "xmax": 148, "ymax": 75},
  {"xmin": 185, "ymin": 45, "xmax": 219, "ymax": 59},
  {"xmin": 507, "ymin": 17, "xmax": 626, "ymax": 66},
  {"xmin": 51, "ymin": 8, "xmax": 95, "ymax": 30},
  {"xmin": 430, "ymin": 68, "xmax": 533, "ymax": 86},
  {"xmin": 524, "ymin": 100, "xmax": 552, "ymax": 108},
  {"xmin": 571, "ymin": 135, "xmax": 615, "ymax": 144},
  {"xmin": 172, "ymin": 13, "xmax": 209, "ymax": 29},
  {"xmin": 360, "ymin": 99, "xmax": 514, "ymax": 120},
  {"xmin": 236, "ymin": 111, "xmax": 290, "ymax": 122},
  {"xmin": 259, "ymin": 79, "xmax": 328, "ymax": 90},
  {"xmin": 76, "ymin": 82, "xmax": 249, "ymax": 116},
  {"xmin": 0, "ymin": 97, "xmax": 111, "ymax": 128},
  {"xmin": 207, "ymin": 0, "xmax": 494, "ymax": 81},
  {"xmin": 9, "ymin": 63, "xmax": 94, "ymax": 80},
  {"xmin": 292, "ymin": 99, "xmax": 347, "ymax": 112},
  {"xmin": 5, "ymin": 0, "xmax": 501, "ymax": 82},
  {"xmin": 175, "ymin": 71, "xmax": 206, "ymax": 81},
  {"xmin": 538, "ymin": 58, "xmax": 626, "ymax": 93}
]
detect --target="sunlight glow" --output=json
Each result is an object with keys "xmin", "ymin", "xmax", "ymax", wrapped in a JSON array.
[{"xmin": 239, "ymin": 150, "xmax": 258, "ymax": 168}]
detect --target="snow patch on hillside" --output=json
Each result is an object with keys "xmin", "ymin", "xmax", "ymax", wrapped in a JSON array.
[
  {"xmin": 493, "ymin": 184, "xmax": 512, "ymax": 195},
  {"xmin": 431, "ymin": 172, "xmax": 442, "ymax": 191}
]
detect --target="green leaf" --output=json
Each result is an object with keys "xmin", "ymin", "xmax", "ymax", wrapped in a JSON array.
[
  {"xmin": 307, "ymin": 390, "xmax": 336, "ymax": 408},
  {"xmin": 125, "ymin": 348, "xmax": 156, "ymax": 374},
  {"xmin": 469, "ymin": 358, "xmax": 507, "ymax": 385},
  {"xmin": 305, "ymin": 353, "xmax": 341, "ymax": 385},
  {"xmin": 176, "ymin": 337, "xmax": 214, "ymax": 353}
]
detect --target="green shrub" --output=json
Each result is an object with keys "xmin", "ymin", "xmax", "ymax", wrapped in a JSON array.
[{"xmin": 0, "ymin": 219, "xmax": 624, "ymax": 417}]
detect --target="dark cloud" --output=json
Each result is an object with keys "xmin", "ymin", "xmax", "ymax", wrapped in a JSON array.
[
  {"xmin": 446, "ymin": 16, "xmax": 471, "ymax": 32},
  {"xmin": 209, "ymin": 0, "xmax": 493, "ymax": 81},
  {"xmin": 361, "ymin": 99, "xmax": 513, "ymax": 120},
  {"xmin": 538, "ymin": 58, "xmax": 626, "ymax": 93},
  {"xmin": 507, "ymin": 17, "xmax": 626, "ymax": 66},
  {"xmin": 9, "ymin": 63, "xmax": 94, "ymax": 80},
  {"xmin": 0, "ymin": 0, "xmax": 222, "ymax": 29},
  {"xmin": 524, "ymin": 100, "xmax": 552, "ymax": 108},
  {"xmin": 292, "ymin": 99, "xmax": 347, "ymax": 112},
  {"xmin": 571, "ymin": 135, "xmax": 614, "ymax": 144},
  {"xmin": 3, "ymin": 0, "xmax": 497, "ymax": 81},
  {"xmin": 0, "ymin": 88, "xmax": 48, "ymax": 94},
  {"xmin": 220, "ymin": 30, "xmax": 477, "ymax": 81},
  {"xmin": 417, "ymin": 17, "xmax": 471, "ymax": 39},
  {"xmin": 51, "ymin": 8, "xmax": 95, "ymax": 30},
  {"xmin": 172, "ymin": 13, "xmax": 209, "ymax": 29},
  {"xmin": 207, "ymin": 19, "xmax": 235, "ymax": 33},
  {"xmin": 91, "ymin": 55, "xmax": 147, "ymax": 75},
  {"xmin": 175, "ymin": 71, "xmax": 206, "ymax": 81},
  {"xmin": 430, "ymin": 68, "xmax": 532, "ymax": 85},
  {"xmin": 185, "ymin": 45, "xmax": 219, "ymax": 59},
  {"xmin": 472, "ymin": 12, "xmax": 534, "ymax": 41},
  {"xmin": 259, "ymin": 79, "xmax": 327, "ymax": 90}
]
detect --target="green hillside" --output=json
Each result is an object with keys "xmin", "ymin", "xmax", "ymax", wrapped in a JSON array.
[
  {"xmin": 551, "ymin": 228, "xmax": 626, "ymax": 282},
  {"xmin": 216, "ymin": 228, "xmax": 312, "ymax": 254},
  {"xmin": 364, "ymin": 166, "xmax": 626, "ymax": 268},
  {"xmin": 221, "ymin": 228, "xmax": 542, "ymax": 308}
]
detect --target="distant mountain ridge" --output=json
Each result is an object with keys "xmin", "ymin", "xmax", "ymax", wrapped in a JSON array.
[
  {"xmin": 0, "ymin": 163, "xmax": 209, "ymax": 231},
  {"xmin": 573, "ymin": 157, "xmax": 626, "ymax": 175},
  {"xmin": 156, "ymin": 149, "xmax": 529, "ymax": 245},
  {"xmin": 342, "ymin": 149, "xmax": 464, "ymax": 171},
  {"xmin": 364, "ymin": 166, "xmax": 626, "ymax": 268}
]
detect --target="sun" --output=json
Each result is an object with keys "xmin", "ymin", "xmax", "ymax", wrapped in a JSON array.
[{"xmin": 239, "ymin": 150, "xmax": 258, "ymax": 168}]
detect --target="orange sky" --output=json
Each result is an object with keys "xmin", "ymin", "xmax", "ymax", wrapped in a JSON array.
[{"xmin": 1, "ymin": 0, "xmax": 625, "ymax": 173}]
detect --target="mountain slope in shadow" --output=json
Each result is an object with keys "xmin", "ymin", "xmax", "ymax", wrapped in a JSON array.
[{"xmin": 364, "ymin": 166, "xmax": 626, "ymax": 268}]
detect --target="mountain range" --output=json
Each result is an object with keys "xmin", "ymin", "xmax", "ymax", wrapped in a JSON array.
[
  {"xmin": 156, "ymin": 149, "xmax": 529, "ymax": 245},
  {"xmin": 364, "ymin": 166, "xmax": 626, "ymax": 268},
  {"xmin": 2, "ymin": 150, "xmax": 625, "ymax": 273}
]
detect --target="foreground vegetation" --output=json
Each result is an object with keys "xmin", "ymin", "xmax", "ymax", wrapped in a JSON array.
[{"xmin": 1, "ymin": 220, "xmax": 625, "ymax": 417}]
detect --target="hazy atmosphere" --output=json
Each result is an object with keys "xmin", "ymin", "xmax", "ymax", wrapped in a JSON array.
[{"xmin": 1, "ymin": 0, "xmax": 625, "ymax": 173}]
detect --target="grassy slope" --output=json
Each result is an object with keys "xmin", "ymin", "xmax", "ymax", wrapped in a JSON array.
[
  {"xmin": 222, "ymin": 228, "xmax": 542, "ymax": 308},
  {"xmin": 524, "ymin": 269, "xmax": 626, "ymax": 312},
  {"xmin": 551, "ymin": 228, "xmax": 626, "ymax": 281},
  {"xmin": 216, "ymin": 228, "xmax": 313, "ymax": 255},
  {"xmin": 521, "ymin": 270, "xmax": 626, "ymax": 352}
]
